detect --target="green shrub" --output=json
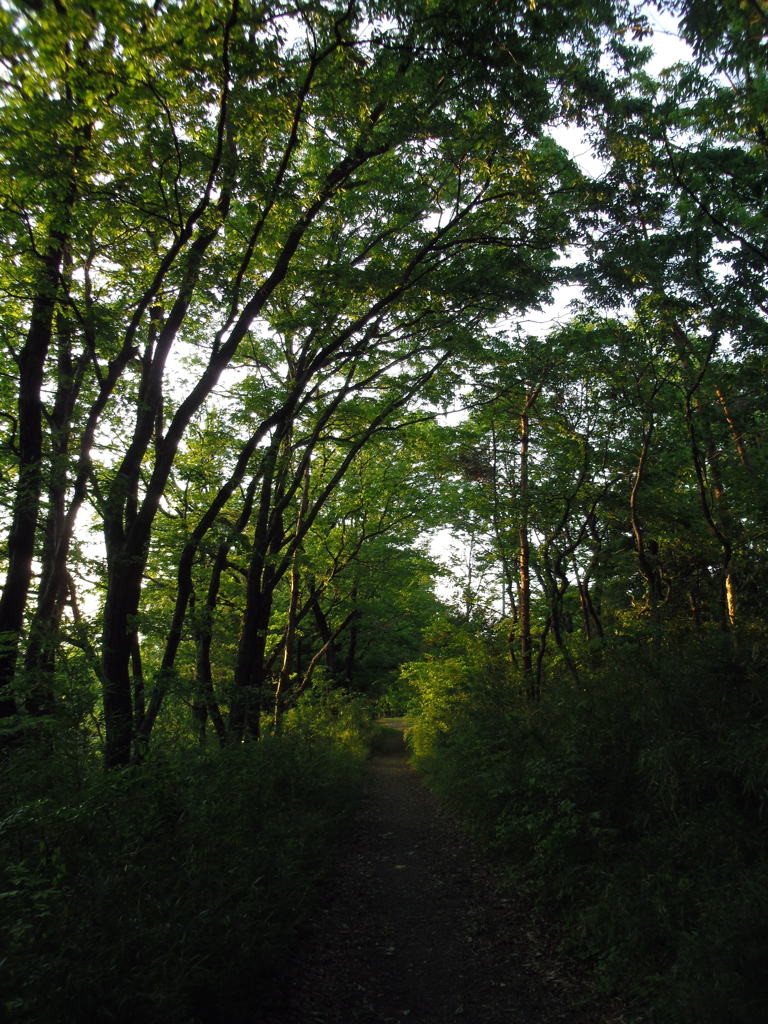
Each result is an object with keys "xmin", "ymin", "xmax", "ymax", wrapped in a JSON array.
[
  {"xmin": 0, "ymin": 730, "xmax": 364, "ymax": 1023},
  {"xmin": 403, "ymin": 632, "xmax": 768, "ymax": 1022},
  {"xmin": 283, "ymin": 676, "xmax": 378, "ymax": 758}
]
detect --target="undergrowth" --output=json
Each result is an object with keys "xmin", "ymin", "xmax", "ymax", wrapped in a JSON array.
[
  {"xmin": 404, "ymin": 632, "xmax": 768, "ymax": 1023},
  {"xmin": 0, "ymin": 691, "xmax": 371, "ymax": 1023}
]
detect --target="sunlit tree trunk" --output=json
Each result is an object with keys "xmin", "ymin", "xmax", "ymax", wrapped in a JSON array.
[
  {"xmin": 714, "ymin": 385, "xmax": 752, "ymax": 472},
  {"xmin": 684, "ymin": 394, "xmax": 738, "ymax": 629},
  {"xmin": 518, "ymin": 399, "xmax": 535, "ymax": 700},
  {"xmin": 672, "ymin": 323, "xmax": 738, "ymax": 629}
]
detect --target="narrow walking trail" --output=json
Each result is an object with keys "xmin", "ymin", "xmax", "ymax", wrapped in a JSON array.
[{"xmin": 262, "ymin": 722, "xmax": 619, "ymax": 1024}]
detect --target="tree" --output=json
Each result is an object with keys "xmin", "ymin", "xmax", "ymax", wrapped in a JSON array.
[{"xmin": 0, "ymin": 0, "xmax": 634, "ymax": 764}]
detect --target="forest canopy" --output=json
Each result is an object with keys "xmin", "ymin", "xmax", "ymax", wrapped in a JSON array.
[{"xmin": 0, "ymin": 0, "xmax": 765, "ymax": 762}]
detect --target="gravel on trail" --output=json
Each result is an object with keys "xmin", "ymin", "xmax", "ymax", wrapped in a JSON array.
[{"xmin": 258, "ymin": 721, "xmax": 625, "ymax": 1024}]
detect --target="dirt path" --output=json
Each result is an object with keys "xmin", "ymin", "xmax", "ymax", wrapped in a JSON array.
[{"xmin": 261, "ymin": 722, "xmax": 620, "ymax": 1024}]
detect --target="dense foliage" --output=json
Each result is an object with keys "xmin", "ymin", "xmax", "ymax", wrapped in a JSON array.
[
  {"xmin": 405, "ymin": 628, "xmax": 768, "ymax": 1022},
  {"xmin": 0, "ymin": 690, "xmax": 372, "ymax": 1022},
  {"xmin": 1, "ymin": 0, "xmax": 767, "ymax": 1020},
  {"xmin": 0, "ymin": 0, "xmax": 623, "ymax": 763}
]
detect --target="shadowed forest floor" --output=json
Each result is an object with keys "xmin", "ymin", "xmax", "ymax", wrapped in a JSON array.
[{"xmin": 257, "ymin": 722, "xmax": 625, "ymax": 1024}]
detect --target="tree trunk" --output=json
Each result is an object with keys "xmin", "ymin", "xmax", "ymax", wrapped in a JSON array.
[
  {"xmin": 576, "ymin": 579, "xmax": 604, "ymax": 640},
  {"xmin": 629, "ymin": 413, "xmax": 666, "ymax": 618},
  {"xmin": 540, "ymin": 551, "xmax": 580, "ymax": 687},
  {"xmin": 274, "ymin": 464, "xmax": 309, "ymax": 730},
  {"xmin": 24, "ymin": 308, "xmax": 87, "ymax": 715},
  {"xmin": 295, "ymin": 611, "xmax": 359, "ymax": 700},
  {"xmin": 102, "ymin": 553, "xmax": 143, "ymax": 768},
  {"xmin": 683, "ymin": 393, "xmax": 737, "ymax": 629},
  {"xmin": 344, "ymin": 581, "xmax": 360, "ymax": 686},
  {"xmin": 0, "ymin": 244, "xmax": 66, "ymax": 710},
  {"xmin": 672, "ymin": 323, "xmax": 738, "ymax": 628},
  {"xmin": 309, "ymin": 586, "xmax": 342, "ymax": 676},
  {"xmin": 274, "ymin": 549, "xmax": 301, "ymax": 731},
  {"xmin": 137, "ymin": 461, "xmax": 261, "ymax": 750},
  {"xmin": 191, "ymin": 590, "xmax": 227, "ymax": 748},
  {"xmin": 230, "ymin": 429, "xmax": 286, "ymax": 741},
  {"xmin": 714, "ymin": 384, "xmax": 752, "ymax": 472},
  {"xmin": 518, "ymin": 403, "xmax": 535, "ymax": 700},
  {"xmin": 534, "ymin": 617, "xmax": 551, "ymax": 698}
]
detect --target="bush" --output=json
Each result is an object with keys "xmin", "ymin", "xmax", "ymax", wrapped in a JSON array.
[
  {"xmin": 283, "ymin": 676, "xmax": 378, "ymax": 758},
  {"xmin": 403, "ymin": 633, "xmax": 768, "ymax": 1023},
  {"xmin": 0, "ymin": 726, "xmax": 365, "ymax": 1023}
]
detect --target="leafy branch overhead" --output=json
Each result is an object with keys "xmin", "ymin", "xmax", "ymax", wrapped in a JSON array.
[
  {"xmin": 0, "ymin": 0, "xmax": 630, "ymax": 763},
  {"xmin": 0, "ymin": 0, "xmax": 765, "ymax": 779}
]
